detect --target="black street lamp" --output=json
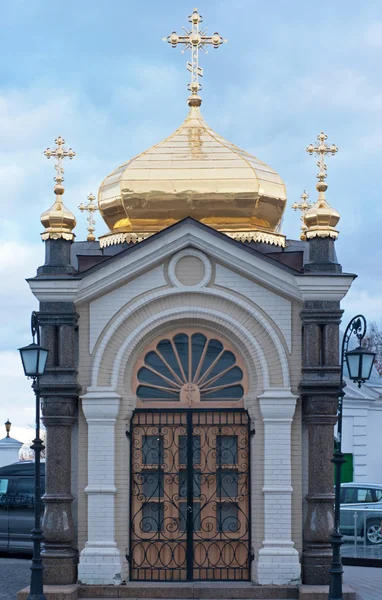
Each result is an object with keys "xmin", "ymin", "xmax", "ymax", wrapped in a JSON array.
[
  {"xmin": 328, "ymin": 315, "xmax": 375, "ymax": 600},
  {"xmin": 18, "ymin": 311, "xmax": 49, "ymax": 600}
]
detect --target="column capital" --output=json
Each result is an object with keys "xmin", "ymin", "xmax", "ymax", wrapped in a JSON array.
[
  {"xmin": 81, "ymin": 388, "xmax": 121, "ymax": 422},
  {"xmin": 41, "ymin": 397, "xmax": 77, "ymax": 427},
  {"xmin": 258, "ymin": 387, "xmax": 298, "ymax": 421}
]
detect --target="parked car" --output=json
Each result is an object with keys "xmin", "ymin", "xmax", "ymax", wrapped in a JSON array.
[
  {"xmin": 340, "ymin": 482, "xmax": 382, "ymax": 544},
  {"xmin": 0, "ymin": 461, "xmax": 45, "ymax": 553}
]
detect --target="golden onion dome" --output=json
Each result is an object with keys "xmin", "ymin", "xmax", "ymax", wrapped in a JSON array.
[
  {"xmin": 41, "ymin": 136, "xmax": 77, "ymax": 241},
  {"xmin": 303, "ymin": 181, "xmax": 340, "ymax": 239},
  {"xmin": 40, "ymin": 184, "xmax": 76, "ymax": 241},
  {"xmin": 98, "ymin": 98, "xmax": 287, "ymax": 248}
]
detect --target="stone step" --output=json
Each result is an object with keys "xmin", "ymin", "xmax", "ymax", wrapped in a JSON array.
[
  {"xmin": 17, "ymin": 584, "xmax": 357, "ymax": 600},
  {"xmin": 78, "ymin": 586, "xmax": 298, "ymax": 600}
]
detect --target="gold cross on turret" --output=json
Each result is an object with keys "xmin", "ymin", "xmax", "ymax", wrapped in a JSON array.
[
  {"xmin": 44, "ymin": 136, "xmax": 75, "ymax": 191},
  {"xmin": 292, "ymin": 191, "xmax": 313, "ymax": 240},
  {"xmin": 306, "ymin": 131, "xmax": 338, "ymax": 184},
  {"xmin": 164, "ymin": 8, "xmax": 227, "ymax": 105},
  {"xmin": 78, "ymin": 193, "xmax": 98, "ymax": 242}
]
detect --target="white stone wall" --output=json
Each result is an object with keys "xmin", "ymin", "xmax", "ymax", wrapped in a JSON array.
[
  {"xmin": 214, "ymin": 264, "xmax": 292, "ymax": 351},
  {"xmin": 89, "ymin": 265, "xmax": 166, "ymax": 353},
  {"xmin": 76, "ymin": 243, "xmax": 304, "ymax": 585}
]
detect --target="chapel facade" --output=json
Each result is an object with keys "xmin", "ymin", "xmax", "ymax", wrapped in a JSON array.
[{"xmin": 26, "ymin": 8, "xmax": 355, "ymax": 596}]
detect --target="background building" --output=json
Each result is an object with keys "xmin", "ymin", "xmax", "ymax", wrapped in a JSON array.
[
  {"xmin": 0, "ymin": 421, "xmax": 23, "ymax": 468},
  {"xmin": 342, "ymin": 372, "xmax": 382, "ymax": 483}
]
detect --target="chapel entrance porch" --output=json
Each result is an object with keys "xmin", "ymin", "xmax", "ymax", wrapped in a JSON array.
[{"xmin": 129, "ymin": 409, "xmax": 251, "ymax": 581}]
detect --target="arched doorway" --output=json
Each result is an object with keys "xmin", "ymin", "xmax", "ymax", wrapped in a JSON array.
[{"xmin": 129, "ymin": 330, "xmax": 251, "ymax": 581}]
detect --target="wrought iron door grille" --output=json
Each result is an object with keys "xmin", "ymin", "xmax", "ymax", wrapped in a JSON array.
[{"xmin": 130, "ymin": 409, "xmax": 251, "ymax": 581}]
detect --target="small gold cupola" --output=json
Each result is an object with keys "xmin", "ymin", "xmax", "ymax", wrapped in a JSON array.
[
  {"xmin": 304, "ymin": 132, "xmax": 340, "ymax": 239},
  {"xmin": 41, "ymin": 136, "xmax": 76, "ymax": 241},
  {"xmin": 97, "ymin": 9, "xmax": 287, "ymax": 248}
]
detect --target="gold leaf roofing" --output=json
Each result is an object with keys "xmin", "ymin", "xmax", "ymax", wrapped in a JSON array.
[{"xmin": 98, "ymin": 104, "xmax": 287, "ymax": 246}]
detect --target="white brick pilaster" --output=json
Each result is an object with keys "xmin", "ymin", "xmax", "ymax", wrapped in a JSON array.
[
  {"xmin": 257, "ymin": 388, "xmax": 300, "ymax": 585},
  {"xmin": 78, "ymin": 388, "xmax": 122, "ymax": 585}
]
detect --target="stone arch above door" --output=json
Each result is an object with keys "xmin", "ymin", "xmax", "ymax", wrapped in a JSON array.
[
  {"xmin": 133, "ymin": 327, "xmax": 248, "ymax": 409},
  {"xmin": 90, "ymin": 292, "xmax": 291, "ymax": 396}
]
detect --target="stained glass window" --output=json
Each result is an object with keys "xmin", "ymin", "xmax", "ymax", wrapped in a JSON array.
[{"xmin": 136, "ymin": 332, "xmax": 244, "ymax": 402}]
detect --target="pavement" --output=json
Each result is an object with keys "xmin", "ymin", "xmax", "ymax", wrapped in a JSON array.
[
  {"xmin": 0, "ymin": 558, "xmax": 30, "ymax": 600},
  {"xmin": 0, "ymin": 558, "xmax": 380, "ymax": 600},
  {"xmin": 342, "ymin": 566, "xmax": 382, "ymax": 600}
]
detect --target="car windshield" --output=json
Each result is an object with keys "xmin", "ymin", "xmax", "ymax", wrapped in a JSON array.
[{"xmin": 0, "ymin": 478, "xmax": 8, "ymax": 494}]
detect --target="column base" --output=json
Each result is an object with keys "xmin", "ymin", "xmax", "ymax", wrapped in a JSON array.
[
  {"xmin": 302, "ymin": 545, "xmax": 332, "ymax": 585},
  {"xmin": 42, "ymin": 548, "xmax": 78, "ymax": 585},
  {"xmin": 257, "ymin": 545, "xmax": 301, "ymax": 585},
  {"xmin": 78, "ymin": 544, "xmax": 122, "ymax": 585}
]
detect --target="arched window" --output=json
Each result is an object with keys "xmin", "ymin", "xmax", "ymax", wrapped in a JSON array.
[{"xmin": 134, "ymin": 330, "xmax": 246, "ymax": 407}]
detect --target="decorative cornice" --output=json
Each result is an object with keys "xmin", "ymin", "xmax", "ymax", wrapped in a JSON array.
[
  {"xmin": 41, "ymin": 230, "xmax": 75, "ymax": 241},
  {"xmin": 224, "ymin": 230, "xmax": 286, "ymax": 246},
  {"xmin": 99, "ymin": 231, "xmax": 151, "ymax": 247},
  {"xmin": 99, "ymin": 228, "xmax": 286, "ymax": 248},
  {"xmin": 28, "ymin": 279, "xmax": 79, "ymax": 302},
  {"xmin": 295, "ymin": 274, "xmax": 355, "ymax": 301},
  {"xmin": 305, "ymin": 227, "xmax": 338, "ymax": 240}
]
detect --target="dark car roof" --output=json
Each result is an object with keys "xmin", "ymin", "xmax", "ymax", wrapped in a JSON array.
[{"xmin": 0, "ymin": 461, "xmax": 45, "ymax": 477}]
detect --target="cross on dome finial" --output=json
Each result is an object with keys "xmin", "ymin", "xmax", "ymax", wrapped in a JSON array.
[
  {"xmin": 44, "ymin": 136, "xmax": 76, "ymax": 194},
  {"xmin": 291, "ymin": 190, "xmax": 313, "ymax": 241},
  {"xmin": 306, "ymin": 131, "xmax": 338, "ymax": 188},
  {"xmin": 79, "ymin": 193, "xmax": 99, "ymax": 242},
  {"xmin": 164, "ymin": 8, "xmax": 227, "ymax": 107},
  {"xmin": 304, "ymin": 131, "xmax": 340, "ymax": 240},
  {"xmin": 40, "ymin": 135, "xmax": 76, "ymax": 241}
]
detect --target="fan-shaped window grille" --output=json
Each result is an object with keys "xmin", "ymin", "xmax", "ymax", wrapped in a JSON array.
[{"xmin": 136, "ymin": 332, "xmax": 245, "ymax": 403}]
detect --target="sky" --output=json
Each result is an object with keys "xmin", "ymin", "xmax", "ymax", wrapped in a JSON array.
[{"xmin": 1, "ymin": 0, "xmax": 382, "ymax": 442}]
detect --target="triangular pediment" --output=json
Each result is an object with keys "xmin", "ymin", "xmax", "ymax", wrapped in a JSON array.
[
  {"xmin": 28, "ymin": 219, "xmax": 354, "ymax": 307},
  {"xmin": 76, "ymin": 218, "xmax": 302, "ymax": 304}
]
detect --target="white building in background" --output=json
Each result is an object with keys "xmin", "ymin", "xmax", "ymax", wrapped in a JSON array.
[
  {"xmin": 342, "ymin": 371, "xmax": 382, "ymax": 483},
  {"xmin": 0, "ymin": 421, "xmax": 23, "ymax": 468}
]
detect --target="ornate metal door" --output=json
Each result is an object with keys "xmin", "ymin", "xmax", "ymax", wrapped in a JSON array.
[{"xmin": 130, "ymin": 409, "xmax": 251, "ymax": 581}]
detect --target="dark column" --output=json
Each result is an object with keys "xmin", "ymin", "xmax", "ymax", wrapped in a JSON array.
[
  {"xmin": 301, "ymin": 301, "xmax": 343, "ymax": 584},
  {"xmin": 303, "ymin": 237, "xmax": 341, "ymax": 273},
  {"xmin": 38, "ymin": 303, "xmax": 79, "ymax": 584},
  {"xmin": 32, "ymin": 236, "xmax": 80, "ymax": 584},
  {"xmin": 37, "ymin": 238, "xmax": 77, "ymax": 276},
  {"xmin": 301, "ymin": 236, "xmax": 344, "ymax": 584}
]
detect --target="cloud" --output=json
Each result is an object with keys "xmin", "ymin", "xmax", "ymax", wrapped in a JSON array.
[
  {"xmin": 0, "ymin": 240, "xmax": 42, "ymax": 349},
  {"xmin": 0, "ymin": 351, "xmax": 36, "ymax": 439},
  {"xmin": 364, "ymin": 22, "xmax": 382, "ymax": 47},
  {"xmin": 342, "ymin": 289, "xmax": 382, "ymax": 324}
]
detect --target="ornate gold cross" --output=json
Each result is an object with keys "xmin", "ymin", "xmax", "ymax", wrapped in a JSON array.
[
  {"xmin": 44, "ymin": 136, "xmax": 75, "ymax": 189},
  {"xmin": 164, "ymin": 8, "xmax": 227, "ymax": 101},
  {"xmin": 292, "ymin": 191, "xmax": 313, "ymax": 240},
  {"xmin": 78, "ymin": 193, "xmax": 98, "ymax": 242},
  {"xmin": 306, "ymin": 131, "xmax": 338, "ymax": 183}
]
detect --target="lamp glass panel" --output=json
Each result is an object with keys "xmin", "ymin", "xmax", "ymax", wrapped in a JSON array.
[
  {"xmin": 361, "ymin": 352, "xmax": 375, "ymax": 380},
  {"xmin": 37, "ymin": 348, "xmax": 49, "ymax": 375},
  {"xmin": 346, "ymin": 352, "xmax": 361, "ymax": 380},
  {"xmin": 20, "ymin": 345, "xmax": 39, "ymax": 376}
]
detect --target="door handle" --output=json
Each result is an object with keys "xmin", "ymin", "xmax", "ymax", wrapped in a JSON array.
[{"xmin": 187, "ymin": 505, "xmax": 193, "ymax": 513}]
